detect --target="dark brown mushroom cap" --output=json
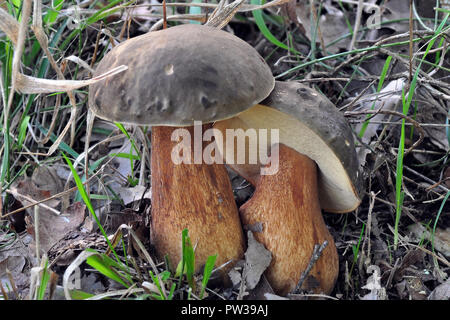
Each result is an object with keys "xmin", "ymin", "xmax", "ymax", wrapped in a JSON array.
[
  {"xmin": 214, "ymin": 81, "xmax": 363, "ymax": 213},
  {"xmin": 89, "ymin": 24, "xmax": 274, "ymax": 126}
]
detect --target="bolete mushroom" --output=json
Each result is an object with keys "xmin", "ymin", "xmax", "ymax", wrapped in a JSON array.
[
  {"xmin": 88, "ymin": 24, "xmax": 275, "ymax": 275},
  {"xmin": 213, "ymin": 81, "xmax": 362, "ymax": 295}
]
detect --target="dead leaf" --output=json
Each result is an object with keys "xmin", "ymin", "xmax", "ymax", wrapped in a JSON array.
[
  {"xmin": 428, "ymin": 279, "xmax": 450, "ymax": 300},
  {"xmin": 27, "ymin": 201, "xmax": 86, "ymax": 254},
  {"xmin": 31, "ymin": 165, "xmax": 64, "ymax": 197},
  {"xmin": 296, "ymin": 1, "xmax": 352, "ymax": 53},
  {"xmin": 414, "ymin": 88, "xmax": 449, "ymax": 151},
  {"xmin": 394, "ymin": 249, "xmax": 426, "ymax": 281},
  {"xmin": 227, "ymin": 231, "xmax": 272, "ymax": 299},
  {"xmin": 117, "ymin": 185, "xmax": 151, "ymax": 206},
  {"xmin": 243, "ymin": 231, "xmax": 272, "ymax": 290},
  {"xmin": 0, "ymin": 255, "xmax": 26, "ymax": 295},
  {"xmin": 9, "ymin": 177, "xmax": 61, "ymax": 216},
  {"xmin": 0, "ymin": 232, "xmax": 34, "ymax": 297},
  {"xmin": 379, "ymin": 0, "xmax": 410, "ymax": 33},
  {"xmin": 408, "ymin": 223, "xmax": 450, "ymax": 258},
  {"xmin": 405, "ymin": 276, "xmax": 429, "ymax": 300},
  {"xmin": 354, "ymin": 79, "xmax": 404, "ymax": 166}
]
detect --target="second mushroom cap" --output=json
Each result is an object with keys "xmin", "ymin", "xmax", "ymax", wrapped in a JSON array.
[{"xmin": 213, "ymin": 81, "xmax": 362, "ymax": 213}]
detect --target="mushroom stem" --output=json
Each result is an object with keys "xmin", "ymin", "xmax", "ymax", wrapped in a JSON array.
[
  {"xmin": 239, "ymin": 143, "xmax": 338, "ymax": 295},
  {"xmin": 150, "ymin": 124, "xmax": 245, "ymax": 275}
]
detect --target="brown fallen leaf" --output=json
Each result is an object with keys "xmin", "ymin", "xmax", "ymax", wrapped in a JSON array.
[
  {"xmin": 10, "ymin": 177, "xmax": 60, "ymax": 211},
  {"xmin": 31, "ymin": 165, "xmax": 64, "ymax": 197},
  {"xmin": 26, "ymin": 201, "xmax": 86, "ymax": 255}
]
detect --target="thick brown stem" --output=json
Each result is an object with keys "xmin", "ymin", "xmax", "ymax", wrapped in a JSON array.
[
  {"xmin": 150, "ymin": 124, "xmax": 245, "ymax": 275},
  {"xmin": 239, "ymin": 143, "xmax": 338, "ymax": 295}
]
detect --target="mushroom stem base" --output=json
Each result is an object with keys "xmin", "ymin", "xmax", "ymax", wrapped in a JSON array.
[
  {"xmin": 239, "ymin": 143, "xmax": 339, "ymax": 295},
  {"xmin": 150, "ymin": 125, "xmax": 245, "ymax": 275}
]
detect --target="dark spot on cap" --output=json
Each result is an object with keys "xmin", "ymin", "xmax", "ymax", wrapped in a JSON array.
[
  {"xmin": 201, "ymin": 96, "xmax": 217, "ymax": 109},
  {"xmin": 155, "ymin": 99, "xmax": 164, "ymax": 112},
  {"xmin": 126, "ymin": 97, "xmax": 134, "ymax": 106},
  {"xmin": 296, "ymin": 87, "xmax": 311, "ymax": 99}
]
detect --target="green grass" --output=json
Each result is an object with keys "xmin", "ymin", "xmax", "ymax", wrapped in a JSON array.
[
  {"xmin": 394, "ymin": 13, "xmax": 450, "ymax": 250},
  {"xmin": 349, "ymin": 222, "xmax": 365, "ymax": 278},
  {"xmin": 62, "ymin": 152, "xmax": 121, "ymax": 262},
  {"xmin": 358, "ymin": 55, "xmax": 392, "ymax": 138},
  {"xmin": 251, "ymin": 0, "xmax": 301, "ymax": 56}
]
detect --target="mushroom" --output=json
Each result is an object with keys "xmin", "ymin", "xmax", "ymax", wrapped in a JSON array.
[
  {"xmin": 213, "ymin": 81, "xmax": 363, "ymax": 295},
  {"xmin": 88, "ymin": 24, "xmax": 275, "ymax": 275}
]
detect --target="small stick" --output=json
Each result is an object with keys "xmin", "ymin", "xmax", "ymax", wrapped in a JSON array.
[
  {"xmin": 34, "ymin": 206, "xmax": 41, "ymax": 264},
  {"xmin": 6, "ymin": 269, "xmax": 19, "ymax": 299},
  {"xmin": 163, "ymin": 0, "xmax": 167, "ymax": 29},
  {"xmin": 5, "ymin": 188, "xmax": 60, "ymax": 215},
  {"xmin": 90, "ymin": 21, "xmax": 103, "ymax": 70},
  {"xmin": 0, "ymin": 280, "xmax": 9, "ymax": 300},
  {"xmin": 293, "ymin": 240, "xmax": 329, "ymax": 293},
  {"xmin": 309, "ymin": 0, "xmax": 326, "ymax": 55}
]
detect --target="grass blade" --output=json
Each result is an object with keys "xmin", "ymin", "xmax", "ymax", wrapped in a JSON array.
[
  {"xmin": 200, "ymin": 254, "xmax": 216, "ymax": 299},
  {"xmin": 61, "ymin": 152, "xmax": 120, "ymax": 262},
  {"xmin": 251, "ymin": 0, "xmax": 300, "ymax": 55}
]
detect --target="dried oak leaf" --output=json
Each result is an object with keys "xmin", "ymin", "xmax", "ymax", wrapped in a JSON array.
[{"xmin": 26, "ymin": 200, "xmax": 86, "ymax": 255}]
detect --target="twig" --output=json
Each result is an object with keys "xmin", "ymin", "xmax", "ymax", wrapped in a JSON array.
[
  {"xmin": 288, "ymin": 293, "xmax": 339, "ymax": 300},
  {"xmin": 162, "ymin": 0, "xmax": 167, "ymax": 29},
  {"xmin": 6, "ymin": 269, "xmax": 19, "ymax": 299},
  {"xmin": 0, "ymin": 280, "xmax": 8, "ymax": 300},
  {"xmin": 338, "ymin": 79, "xmax": 377, "ymax": 111},
  {"xmin": 362, "ymin": 191, "xmax": 378, "ymax": 268},
  {"xmin": 34, "ymin": 206, "xmax": 41, "ymax": 264},
  {"xmin": 5, "ymin": 188, "xmax": 61, "ymax": 215},
  {"xmin": 293, "ymin": 240, "xmax": 329, "ymax": 293}
]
